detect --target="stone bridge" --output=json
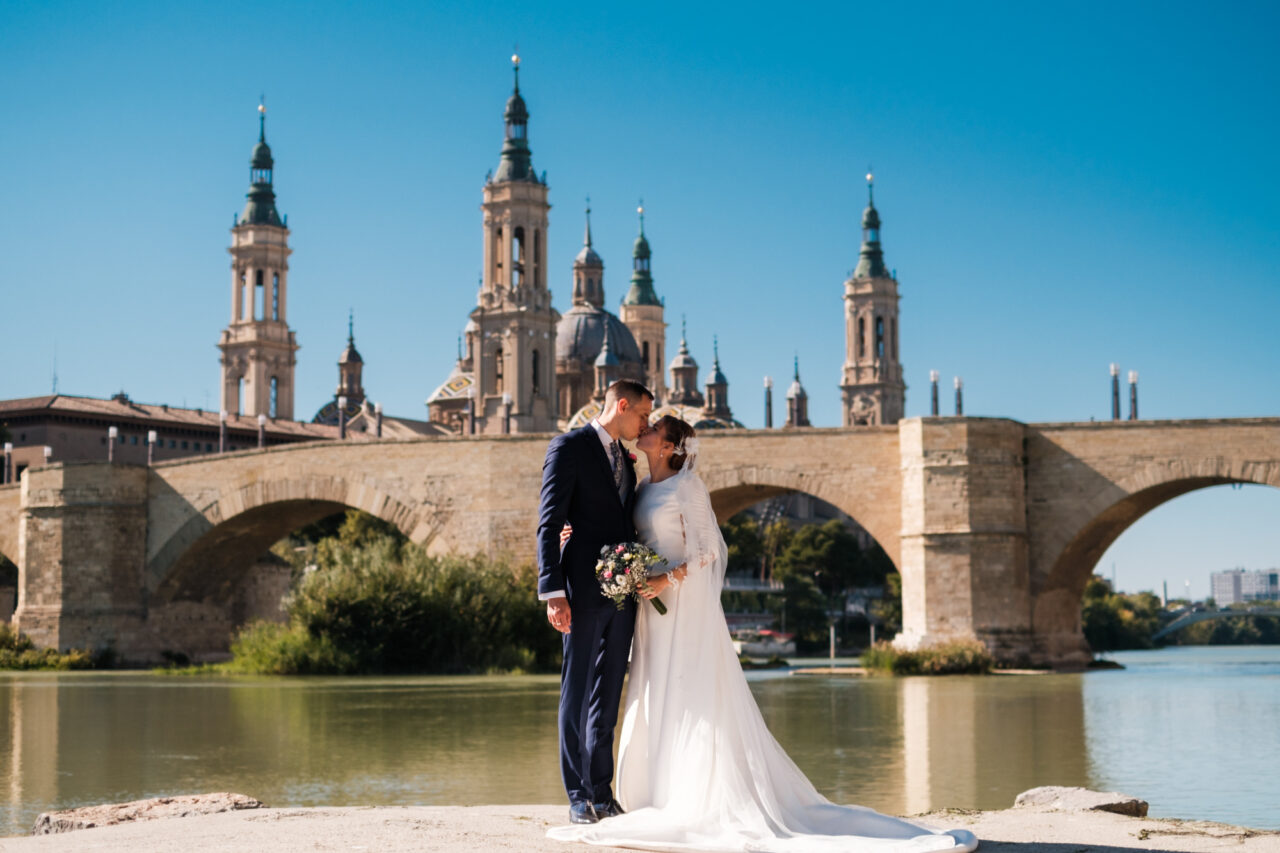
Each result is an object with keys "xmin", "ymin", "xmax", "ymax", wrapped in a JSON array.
[{"xmin": 2, "ymin": 416, "xmax": 1276, "ymax": 667}]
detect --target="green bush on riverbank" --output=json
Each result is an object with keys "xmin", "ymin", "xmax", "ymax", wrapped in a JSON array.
[
  {"xmin": 0, "ymin": 624, "xmax": 94, "ymax": 670},
  {"xmin": 860, "ymin": 639, "xmax": 993, "ymax": 675},
  {"xmin": 224, "ymin": 516, "xmax": 561, "ymax": 675}
]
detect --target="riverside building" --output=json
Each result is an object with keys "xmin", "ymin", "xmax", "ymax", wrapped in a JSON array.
[{"xmin": 1211, "ymin": 568, "xmax": 1280, "ymax": 606}]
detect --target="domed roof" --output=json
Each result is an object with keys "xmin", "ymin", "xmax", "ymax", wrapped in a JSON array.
[
  {"xmin": 339, "ymin": 341, "xmax": 362, "ymax": 364},
  {"xmin": 504, "ymin": 91, "xmax": 528, "ymax": 124},
  {"xmin": 651, "ymin": 404, "xmax": 744, "ymax": 431},
  {"xmin": 633, "ymin": 231, "xmax": 650, "ymax": 260},
  {"xmin": 575, "ymin": 244, "xmax": 604, "ymax": 267},
  {"xmin": 669, "ymin": 336, "xmax": 697, "ymax": 371},
  {"xmin": 251, "ymin": 139, "xmax": 273, "ymax": 171},
  {"xmin": 556, "ymin": 305, "xmax": 642, "ymax": 366}
]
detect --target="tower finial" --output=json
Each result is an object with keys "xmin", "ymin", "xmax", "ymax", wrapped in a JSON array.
[
  {"xmin": 866, "ymin": 167, "xmax": 874, "ymax": 205},
  {"xmin": 347, "ymin": 308, "xmax": 354, "ymax": 344},
  {"xmin": 258, "ymin": 96, "xmax": 266, "ymax": 142},
  {"xmin": 511, "ymin": 48, "xmax": 520, "ymax": 93},
  {"xmin": 713, "ymin": 334, "xmax": 720, "ymax": 364},
  {"xmin": 681, "ymin": 314, "xmax": 688, "ymax": 343},
  {"xmin": 637, "ymin": 199, "xmax": 645, "ymax": 235},
  {"xmin": 794, "ymin": 352, "xmax": 801, "ymax": 380},
  {"xmin": 584, "ymin": 197, "xmax": 592, "ymax": 246}
]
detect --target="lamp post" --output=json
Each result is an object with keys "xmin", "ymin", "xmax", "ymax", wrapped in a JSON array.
[
  {"xmin": 1128, "ymin": 370, "xmax": 1139, "ymax": 421},
  {"xmin": 257, "ymin": 413, "xmax": 267, "ymax": 448},
  {"xmin": 147, "ymin": 430, "xmax": 157, "ymax": 466},
  {"xmin": 929, "ymin": 370, "xmax": 940, "ymax": 416},
  {"xmin": 954, "ymin": 377, "xmax": 963, "ymax": 416},
  {"xmin": 108, "ymin": 426, "xmax": 118, "ymax": 463},
  {"xmin": 763, "ymin": 376, "xmax": 773, "ymax": 429},
  {"xmin": 219, "ymin": 410, "xmax": 228, "ymax": 453},
  {"xmin": 337, "ymin": 396, "xmax": 348, "ymax": 440},
  {"xmin": 501, "ymin": 392, "xmax": 513, "ymax": 435},
  {"xmin": 2, "ymin": 443, "xmax": 11, "ymax": 484},
  {"xmin": 1110, "ymin": 363, "xmax": 1120, "ymax": 421},
  {"xmin": 374, "ymin": 402, "xmax": 383, "ymax": 438},
  {"xmin": 466, "ymin": 387, "xmax": 476, "ymax": 435}
]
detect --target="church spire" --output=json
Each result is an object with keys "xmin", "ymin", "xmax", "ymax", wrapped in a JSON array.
[
  {"xmin": 573, "ymin": 199, "xmax": 605, "ymax": 307},
  {"xmin": 622, "ymin": 202, "xmax": 661, "ymax": 307},
  {"xmin": 493, "ymin": 53, "xmax": 538, "ymax": 183},
  {"xmin": 854, "ymin": 170, "xmax": 888, "ymax": 279},
  {"xmin": 239, "ymin": 99, "xmax": 283, "ymax": 227}
]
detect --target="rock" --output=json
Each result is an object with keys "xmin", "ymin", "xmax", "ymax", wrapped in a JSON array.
[
  {"xmin": 32, "ymin": 793, "xmax": 264, "ymax": 835},
  {"xmin": 1014, "ymin": 786, "xmax": 1149, "ymax": 817}
]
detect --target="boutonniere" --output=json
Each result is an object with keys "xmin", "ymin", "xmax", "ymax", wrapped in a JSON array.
[{"xmin": 627, "ymin": 451, "xmax": 637, "ymax": 463}]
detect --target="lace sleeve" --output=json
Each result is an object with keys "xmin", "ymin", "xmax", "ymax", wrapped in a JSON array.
[{"xmin": 673, "ymin": 468, "xmax": 728, "ymax": 585}]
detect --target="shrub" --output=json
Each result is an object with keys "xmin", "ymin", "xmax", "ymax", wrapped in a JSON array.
[
  {"xmin": 861, "ymin": 639, "xmax": 993, "ymax": 675},
  {"xmin": 0, "ymin": 624, "xmax": 94, "ymax": 670},
  {"xmin": 228, "ymin": 534, "xmax": 562, "ymax": 676}
]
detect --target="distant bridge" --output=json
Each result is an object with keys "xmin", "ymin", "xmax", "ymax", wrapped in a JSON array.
[{"xmin": 1152, "ymin": 607, "xmax": 1280, "ymax": 642}]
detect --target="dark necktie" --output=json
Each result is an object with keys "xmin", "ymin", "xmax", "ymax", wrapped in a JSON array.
[{"xmin": 610, "ymin": 440, "xmax": 626, "ymax": 500}]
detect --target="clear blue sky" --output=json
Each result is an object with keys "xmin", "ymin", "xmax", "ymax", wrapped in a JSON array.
[{"xmin": 2, "ymin": 1, "xmax": 1277, "ymax": 595}]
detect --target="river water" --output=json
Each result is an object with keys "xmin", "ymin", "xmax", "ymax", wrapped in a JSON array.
[{"xmin": 1, "ymin": 645, "xmax": 1276, "ymax": 836}]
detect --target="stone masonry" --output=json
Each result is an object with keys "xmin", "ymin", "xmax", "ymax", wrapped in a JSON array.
[{"xmin": 5, "ymin": 417, "xmax": 1278, "ymax": 666}]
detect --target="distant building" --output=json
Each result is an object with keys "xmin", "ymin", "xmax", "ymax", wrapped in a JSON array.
[{"xmin": 1211, "ymin": 568, "xmax": 1280, "ymax": 605}]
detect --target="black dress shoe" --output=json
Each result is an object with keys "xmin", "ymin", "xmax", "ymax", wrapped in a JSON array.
[
  {"xmin": 594, "ymin": 798, "xmax": 625, "ymax": 819},
  {"xmin": 569, "ymin": 801, "xmax": 599, "ymax": 824}
]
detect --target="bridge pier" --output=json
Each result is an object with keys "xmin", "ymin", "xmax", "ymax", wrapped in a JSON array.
[
  {"xmin": 15, "ymin": 463, "xmax": 149, "ymax": 656},
  {"xmin": 895, "ymin": 419, "xmax": 1034, "ymax": 664}
]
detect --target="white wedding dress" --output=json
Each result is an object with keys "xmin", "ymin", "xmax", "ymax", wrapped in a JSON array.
[{"xmin": 548, "ymin": 465, "xmax": 978, "ymax": 853}]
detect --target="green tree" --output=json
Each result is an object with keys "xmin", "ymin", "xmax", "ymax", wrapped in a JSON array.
[
  {"xmin": 872, "ymin": 571, "xmax": 903, "ymax": 635},
  {"xmin": 1081, "ymin": 575, "xmax": 1163, "ymax": 652},
  {"xmin": 720, "ymin": 514, "xmax": 764, "ymax": 575},
  {"xmin": 773, "ymin": 519, "xmax": 867, "ymax": 597}
]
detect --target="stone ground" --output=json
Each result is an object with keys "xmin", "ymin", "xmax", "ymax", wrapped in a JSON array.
[{"xmin": 3, "ymin": 802, "xmax": 1278, "ymax": 853}]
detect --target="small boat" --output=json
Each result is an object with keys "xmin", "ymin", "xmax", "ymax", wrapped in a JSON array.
[{"xmin": 732, "ymin": 629, "xmax": 796, "ymax": 657}]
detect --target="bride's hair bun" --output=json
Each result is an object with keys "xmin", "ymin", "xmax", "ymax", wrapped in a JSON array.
[{"xmin": 655, "ymin": 415, "xmax": 697, "ymax": 471}]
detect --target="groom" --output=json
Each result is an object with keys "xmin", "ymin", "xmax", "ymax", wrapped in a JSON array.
[{"xmin": 537, "ymin": 379, "xmax": 654, "ymax": 824}]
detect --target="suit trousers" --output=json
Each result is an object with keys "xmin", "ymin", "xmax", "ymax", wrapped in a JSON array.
[{"xmin": 559, "ymin": 601, "xmax": 636, "ymax": 805}]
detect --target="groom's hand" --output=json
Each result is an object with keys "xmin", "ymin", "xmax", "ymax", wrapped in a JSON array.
[{"xmin": 547, "ymin": 597, "xmax": 572, "ymax": 633}]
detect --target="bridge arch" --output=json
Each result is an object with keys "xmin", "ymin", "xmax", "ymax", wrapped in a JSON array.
[
  {"xmin": 147, "ymin": 470, "xmax": 429, "ymax": 605},
  {"xmin": 1031, "ymin": 456, "xmax": 1280, "ymax": 661},
  {"xmin": 702, "ymin": 465, "xmax": 900, "ymax": 572}
]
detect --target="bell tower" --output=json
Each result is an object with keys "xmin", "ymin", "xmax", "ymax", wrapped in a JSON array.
[
  {"xmin": 840, "ymin": 172, "xmax": 905, "ymax": 425},
  {"xmin": 471, "ymin": 54, "xmax": 559, "ymax": 433},
  {"xmin": 219, "ymin": 101, "xmax": 299, "ymax": 419},
  {"xmin": 619, "ymin": 204, "xmax": 667, "ymax": 403}
]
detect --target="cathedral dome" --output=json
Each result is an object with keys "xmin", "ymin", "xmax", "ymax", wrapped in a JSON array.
[
  {"xmin": 556, "ymin": 305, "xmax": 642, "ymax": 367},
  {"xmin": 575, "ymin": 244, "xmax": 604, "ymax": 267}
]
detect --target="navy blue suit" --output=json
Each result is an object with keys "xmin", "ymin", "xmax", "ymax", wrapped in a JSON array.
[{"xmin": 537, "ymin": 425, "xmax": 637, "ymax": 807}]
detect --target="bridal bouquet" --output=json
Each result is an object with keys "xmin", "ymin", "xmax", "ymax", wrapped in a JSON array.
[{"xmin": 596, "ymin": 542, "xmax": 669, "ymax": 614}]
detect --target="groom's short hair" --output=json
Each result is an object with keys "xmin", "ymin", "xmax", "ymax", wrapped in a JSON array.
[{"xmin": 605, "ymin": 380, "xmax": 654, "ymax": 406}]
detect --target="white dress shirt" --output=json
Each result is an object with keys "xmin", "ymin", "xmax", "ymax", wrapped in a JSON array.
[{"xmin": 540, "ymin": 419, "xmax": 619, "ymax": 601}]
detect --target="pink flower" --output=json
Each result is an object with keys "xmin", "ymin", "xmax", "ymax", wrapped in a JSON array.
[
  {"xmin": 615, "ymin": 545, "xmax": 626, "ymax": 554},
  {"xmin": 623, "ymin": 568, "xmax": 630, "ymax": 573},
  {"xmin": 603, "ymin": 570, "xmax": 613, "ymax": 579},
  {"xmin": 627, "ymin": 452, "xmax": 637, "ymax": 462}
]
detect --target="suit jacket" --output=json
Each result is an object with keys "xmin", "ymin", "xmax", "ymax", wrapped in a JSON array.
[{"xmin": 537, "ymin": 425, "xmax": 637, "ymax": 608}]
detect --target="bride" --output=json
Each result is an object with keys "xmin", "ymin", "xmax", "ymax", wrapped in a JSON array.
[{"xmin": 548, "ymin": 415, "xmax": 978, "ymax": 852}]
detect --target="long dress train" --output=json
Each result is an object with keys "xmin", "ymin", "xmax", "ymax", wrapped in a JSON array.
[{"xmin": 549, "ymin": 469, "xmax": 978, "ymax": 853}]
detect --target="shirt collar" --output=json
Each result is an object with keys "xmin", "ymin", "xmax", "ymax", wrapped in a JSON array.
[{"xmin": 589, "ymin": 418, "xmax": 616, "ymax": 453}]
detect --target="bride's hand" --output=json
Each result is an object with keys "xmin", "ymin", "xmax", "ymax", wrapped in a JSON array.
[{"xmin": 640, "ymin": 574, "xmax": 672, "ymax": 598}]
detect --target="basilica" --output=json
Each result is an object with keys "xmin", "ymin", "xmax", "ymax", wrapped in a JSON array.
[
  {"xmin": 212, "ymin": 56, "xmax": 909, "ymax": 437},
  {"xmin": 423, "ymin": 56, "xmax": 760, "ymax": 435}
]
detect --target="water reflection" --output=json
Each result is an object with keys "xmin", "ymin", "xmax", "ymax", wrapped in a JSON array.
[
  {"xmin": 752, "ymin": 672, "xmax": 1091, "ymax": 817},
  {"xmin": 7, "ymin": 652, "xmax": 1276, "ymax": 836}
]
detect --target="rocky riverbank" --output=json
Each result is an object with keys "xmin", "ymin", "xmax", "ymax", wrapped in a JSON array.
[{"xmin": 7, "ymin": 789, "xmax": 1279, "ymax": 852}]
